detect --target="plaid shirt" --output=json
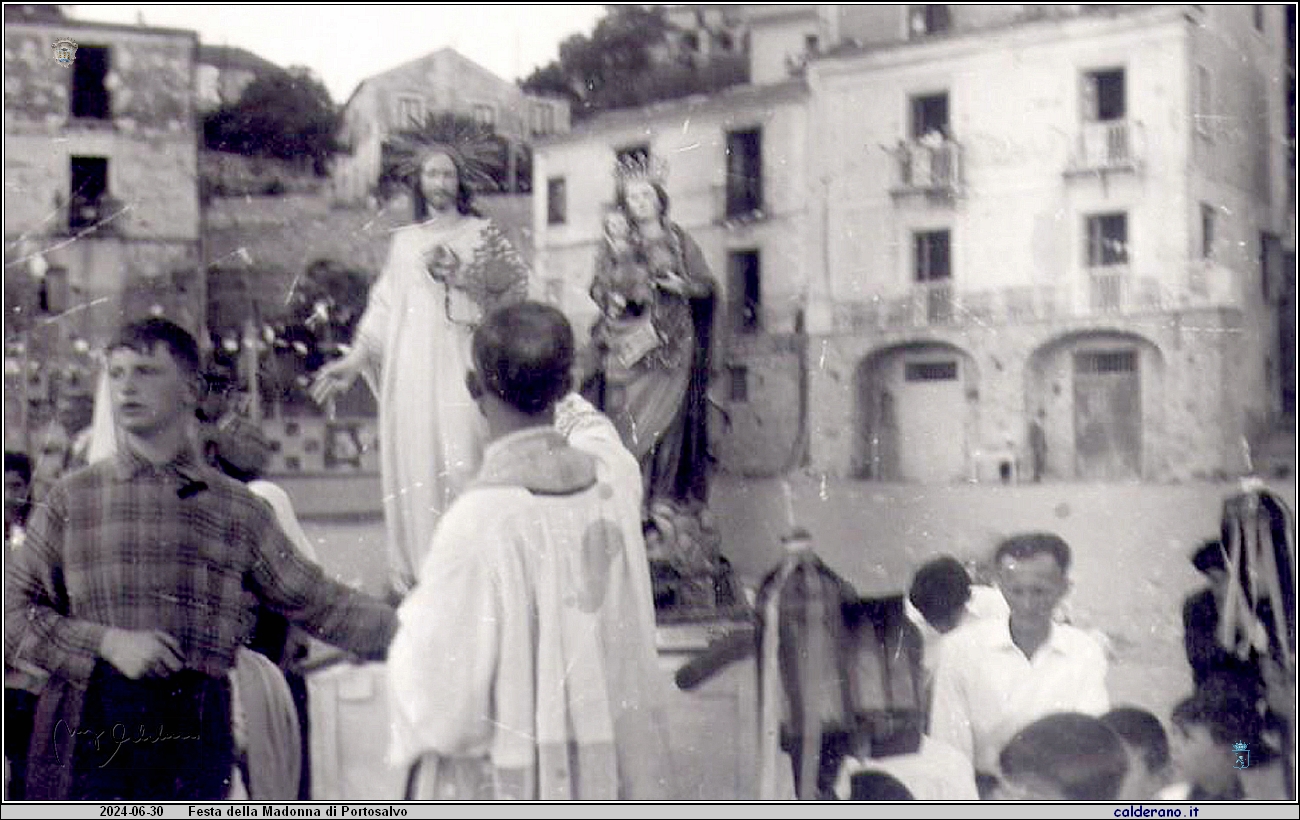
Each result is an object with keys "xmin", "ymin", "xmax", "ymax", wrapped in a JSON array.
[{"xmin": 5, "ymin": 446, "xmax": 395, "ymax": 686}]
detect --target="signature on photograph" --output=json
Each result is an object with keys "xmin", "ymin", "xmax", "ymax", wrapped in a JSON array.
[{"xmin": 54, "ymin": 720, "xmax": 202, "ymax": 767}]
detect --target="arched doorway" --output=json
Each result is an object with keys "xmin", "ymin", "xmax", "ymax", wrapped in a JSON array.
[
  {"xmin": 854, "ymin": 341, "xmax": 979, "ymax": 483},
  {"xmin": 1026, "ymin": 331, "xmax": 1164, "ymax": 481}
]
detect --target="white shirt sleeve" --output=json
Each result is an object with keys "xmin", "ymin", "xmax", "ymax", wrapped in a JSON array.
[
  {"xmin": 1076, "ymin": 635, "xmax": 1111, "ymax": 716},
  {"xmin": 927, "ymin": 638, "xmax": 974, "ymax": 767}
]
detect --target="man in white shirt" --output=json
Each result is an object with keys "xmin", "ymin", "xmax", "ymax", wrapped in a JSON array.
[
  {"xmin": 929, "ymin": 532, "xmax": 1109, "ymax": 796},
  {"xmin": 386, "ymin": 301, "xmax": 673, "ymax": 800}
]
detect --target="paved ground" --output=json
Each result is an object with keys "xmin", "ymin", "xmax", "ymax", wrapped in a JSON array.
[{"xmin": 292, "ymin": 474, "xmax": 1298, "ymax": 799}]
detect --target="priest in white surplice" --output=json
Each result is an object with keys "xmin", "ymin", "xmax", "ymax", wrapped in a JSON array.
[{"xmin": 386, "ymin": 301, "xmax": 675, "ymax": 800}]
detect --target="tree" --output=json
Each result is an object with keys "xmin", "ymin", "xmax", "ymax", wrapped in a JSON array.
[
  {"xmin": 520, "ymin": 4, "xmax": 748, "ymax": 121},
  {"xmin": 203, "ymin": 66, "xmax": 340, "ymax": 176}
]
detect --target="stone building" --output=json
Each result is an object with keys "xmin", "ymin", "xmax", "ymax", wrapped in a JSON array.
[
  {"xmin": 534, "ymin": 4, "xmax": 1294, "ymax": 484},
  {"xmin": 330, "ymin": 47, "xmax": 570, "ymax": 204},
  {"xmin": 3, "ymin": 17, "xmax": 202, "ymax": 350}
]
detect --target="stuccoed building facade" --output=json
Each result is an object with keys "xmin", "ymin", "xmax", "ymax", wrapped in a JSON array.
[
  {"xmin": 536, "ymin": 4, "xmax": 1294, "ymax": 485},
  {"xmin": 804, "ymin": 4, "xmax": 1293, "ymax": 483}
]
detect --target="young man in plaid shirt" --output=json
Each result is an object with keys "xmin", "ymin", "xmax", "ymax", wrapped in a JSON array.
[{"xmin": 5, "ymin": 318, "xmax": 397, "ymax": 800}]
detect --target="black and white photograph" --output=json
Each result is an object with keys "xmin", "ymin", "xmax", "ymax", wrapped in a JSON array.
[{"xmin": 2, "ymin": 2, "xmax": 1297, "ymax": 809}]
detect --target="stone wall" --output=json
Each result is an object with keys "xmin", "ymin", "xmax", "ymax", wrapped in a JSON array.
[
  {"xmin": 4, "ymin": 133, "xmax": 199, "ymax": 242},
  {"xmin": 4, "ymin": 23, "xmax": 194, "ymax": 133},
  {"xmin": 3, "ymin": 20, "xmax": 201, "ymax": 354}
]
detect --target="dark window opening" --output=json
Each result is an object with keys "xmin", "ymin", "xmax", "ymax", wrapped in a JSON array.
[
  {"xmin": 718, "ymin": 32, "xmax": 735, "ymax": 51},
  {"xmin": 1075, "ymin": 350, "xmax": 1137, "ymax": 374},
  {"xmin": 1084, "ymin": 68, "xmax": 1126, "ymax": 122},
  {"xmin": 1254, "ymin": 5, "xmax": 1265, "ymax": 32},
  {"xmin": 1201, "ymin": 203, "xmax": 1215, "ymax": 259},
  {"xmin": 1086, "ymin": 213, "xmax": 1128, "ymax": 267},
  {"xmin": 39, "ymin": 266, "xmax": 69, "ymax": 314},
  {"xmin": 728, "ymin": 249, "xmax": 761, "ymax": 333},
  {"xmin": 910, "ymin": 93, "xmax": 949, "ymax": 140},
  {"xmin": 905, "ymin": 361, "xmax": 958, "ymax": 382},
  {"xmin": 728, "ymin": 365, "xmax": 749, "ymax": 402},
  {"xmin": 1278, "ymin": 252, "xmax": 1296, "ymax": 416},
  {"xmin": 71, "ymin": 44, "xmax": 110, "ymax": 119},
  {"xmin": 725, "ymin": 128, "xmax": 762, "ymax": 217},
  {"xmin": 546, "ymin": 177, "xmax": 566, "ymax": 225},
  {"xmin": 909, "ymin": 5, "xmax": 951, "ymax": 37},
  {"xmin": 805, "ymin": 34, "xmax": 820, "ymax": 53},
  {"xmin": 914, "ymin": 230, "xmax": 951, "ymax": 281},
  {"xmin": 682, "ymin": 32, "xmax": 700, "ymax": 52},
  {"xmin": 69, "ymin": 156, "xmax": 108, "ymax": 231}
]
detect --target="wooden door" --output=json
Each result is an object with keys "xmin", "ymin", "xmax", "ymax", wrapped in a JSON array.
[{"xmin": 1073, "ymin": 350, "xmax": 1141, "ymax": 480}]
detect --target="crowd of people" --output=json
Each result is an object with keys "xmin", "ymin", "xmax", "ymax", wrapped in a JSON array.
[
  {"xmin": 827, "ymin": 537, "xmax": 1294, "ymax": 802},
  {"xmin": 3, "ymin": 140, "xmax": 1294, "ymax": 803}
]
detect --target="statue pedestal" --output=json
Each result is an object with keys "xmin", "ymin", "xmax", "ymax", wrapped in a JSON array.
[{"xmin": 657, "ymin": 618, "xmax": 759, "ymax": 800}]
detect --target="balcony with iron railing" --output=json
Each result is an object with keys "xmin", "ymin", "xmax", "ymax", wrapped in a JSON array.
[
  {"xmin": 1085, "ymin": 265, "xmax": 1132, "ymax": 313},
  {"xmin": 889, "ymin": 138, "xmax": 963, "ymax": 200},
  {"xmin": 1066, "ymin": 120, "xmax": 1143, "ymax": 177},
  {"xmin": 830, "ymin": 271, "xmax": 1214, "ymax": 335}
]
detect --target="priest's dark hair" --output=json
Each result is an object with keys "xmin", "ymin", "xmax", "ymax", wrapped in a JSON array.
[{"xmin": 471, "ymin": 301, "xmax": 575, "ymax": 416}]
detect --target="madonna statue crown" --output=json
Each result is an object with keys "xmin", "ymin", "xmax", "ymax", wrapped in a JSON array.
[{"xmin": 613, "ymin": 152, "xmax": 669, "ymax": 188}]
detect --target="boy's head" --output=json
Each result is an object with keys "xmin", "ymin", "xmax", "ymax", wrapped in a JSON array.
[
  {"xmin": 849, "ymin": 770, "xmax": 914, "ymax": 801},
  {"xmin": 909, "ymin": 555, "xmax": 973, "ymax": 633},
  {"xmin": 108, "ymin": 317, "xmax": 201, "ymax": 379},
  {"xmin": 54, "ymin": 388, "xmax": 95, "ymax": 434},
  {"xmin": 1169, "ymin": 687, "xmax": 1262, "ymax": 788},
  {"xmin": 1190, "ymin": 539, "xmax": 1229, "ymax": 596},
  {"xmin": 997, "ymin": 712, "xmax": 1129, "ymax": 800},
  {"xmin": 469, "ymin": 301, "xmax": 574, "ymax": 417},
  {"xmin": 106, "ymin": 318, "xmax": 202, "ymax": 438},
  {"xmin": 1101, "ymin": 707, "xmax": 1172, "ymax": 799}
]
